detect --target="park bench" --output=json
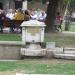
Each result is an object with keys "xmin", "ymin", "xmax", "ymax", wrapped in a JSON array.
[
  {"xmin": 3, "ymin": 20, "xmax": 24, "ymax": 32},
  {"xmin": 3, "ymin": 20, "xmax": 24, "ymax": 27}
]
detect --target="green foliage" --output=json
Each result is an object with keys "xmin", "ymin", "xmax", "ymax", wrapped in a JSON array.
[
  {"xmin": 64, "ymin": 0, "xmax": 75, "ymax": 4},
  {"xmin": 40, "ymin": 0, "xmax": 46, "ymax": 4}
]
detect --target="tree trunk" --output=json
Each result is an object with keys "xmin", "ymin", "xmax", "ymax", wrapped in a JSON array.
[
  {"xmin": 64, "ymin": 1, "xmax": 72, "ymax": 31},
  {"xmin": 45, "ymin": 0, "xmax": 60, "ymax": 32}
]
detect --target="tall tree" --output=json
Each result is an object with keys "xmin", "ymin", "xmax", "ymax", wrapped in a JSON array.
[
  {"xmin": 62, "ymin": 0, "xmax": 75, "ymax": 31},
  {"xmin": 45, "ymin": 0, "xmax": 72, "ymax": 32},
  {"xmin": 45, "ymin": 0, "xmax": 60, "ymax": 32}
]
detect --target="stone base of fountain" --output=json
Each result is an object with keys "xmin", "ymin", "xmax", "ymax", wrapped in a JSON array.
[{"xmin": 21, "ymin": 43, "xmax": 46, "ymax": 56}]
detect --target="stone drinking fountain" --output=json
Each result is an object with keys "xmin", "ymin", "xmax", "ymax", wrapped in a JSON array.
[{"xmin": 20, "ymin": 20, "xmax": 46, "ymax": 57}]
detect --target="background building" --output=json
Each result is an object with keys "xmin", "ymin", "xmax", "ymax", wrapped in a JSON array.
[
  {"xmin": 0, "ymin": 0, "xmax": 27, "ymax": 11},
  {"xmin": 0, "ymin": 0, "xmax": 47, "ymax": 12}
]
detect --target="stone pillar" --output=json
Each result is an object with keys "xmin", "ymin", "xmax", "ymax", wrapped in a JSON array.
[
  {"xmin": 22, "ymin": 0, "xmax": 27, "ymax": 10},
  {"xmin": 22, "ymin": 27, "xmax": 26, "ymax": 44},
  {"xmin": 9, "ymin": 0, "xmax": 15, "ymax": 9},
  {"xmin": 3, "ymin": 0, "xmax": 10, "ymax": 12}
]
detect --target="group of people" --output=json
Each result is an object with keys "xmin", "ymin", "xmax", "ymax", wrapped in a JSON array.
[
  {"xmin": 0, "ymin": 8, "xmax": 64, "ymax": 33},
  {"xmin": 0, "ymin": 8, "xmax": 47, "ymax": 33},
  {"xmin": 30, "ymin": 9, "xmax": 46, "ymax": 21},
  {"xmin": 0, "ymin": 8, "xmax": 25, "ymax": 32}
]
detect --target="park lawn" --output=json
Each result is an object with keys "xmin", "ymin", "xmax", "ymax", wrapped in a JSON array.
[
  {"xmin": 45, "ymin": 34, "xmax": 75, "ymax": 47},
  {"xmin": 69, "ymin": 25, "xmax": 75, "ymax": 32},
  {"xmin": 0, "ymin": 60, "xmax": 75, "ymax": 75},
  {"xmin": 0, "ymin": 23, "xmax": 75, "ymax": 47},
  {"xmin": 62, "ymin": 22, "xmax": 75, "ymax": 32},
  {"xmin": 0, "ymin": 24, "xmax": 75, "ymax": 75},
  {"xmin": 0, "ymin": 33, "xmax": 75, "ymax": 47},
  {"xmin": 0, "ymin": 34, "xmax": 21, "ymax": 41}
]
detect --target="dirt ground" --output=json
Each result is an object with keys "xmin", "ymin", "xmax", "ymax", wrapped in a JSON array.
[
  {"xmin": 0, "ymin": 72, "xmax": 16, "ymax": 75},
  {"xmin": 22, "ymin": 58, "xmax": 75, "ymax": 64}
]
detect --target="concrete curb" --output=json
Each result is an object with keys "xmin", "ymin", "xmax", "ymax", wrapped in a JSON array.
[{"xmin": 49, "ymin": 47, "xmax": 75, "ymax": 59}]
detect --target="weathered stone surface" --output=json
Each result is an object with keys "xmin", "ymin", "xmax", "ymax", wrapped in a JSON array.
[
  {"xmin": 53, "ymin": 47, "xmax": 75, "ymax": 59},
  {"xmin": 54, "ymin": 54, "xmax": 65, "ymax": 59},
  {"xmin": 54, "ymin": 54, "xmax": 75, "ymax": 59},
  {"xmin": 64, "ymin": 54, "xmax": 75, "ymax": 59},
  {"xmin": 52, "ymin": 47, "xmax": 63, "ymax": 54},
  {"xmin": 46, "ymin": 42, "xmax": 55, "ymax": 49},
  {"xmin": 0, "ymin": 41, "xmax": 24, "ymax": 45},
  {"xmin": 64, "ymin": 47, "xmax": 75, "ymax": 54},
  {"xmin": 64, "ymin": 51, "xmax": 75, "ymax": 54},
  {"xmin": 21, "ymin": 48, "xmax": 46, "ymax": 56},
  {"xmin": 0, "ymin": 45, "xmax": 21, "ymax": 60},
  {"xmin": 46, "ymin": 49, "xmax": 54, "ymax": 58},
  {"xmin": 0, "ymin": 41, "xmax": 23, "ymax": 60},
  {"xmin": 46, "ymin": 48, "xmax": 63, "ymax": 58},
  {"xmin": 64, "ymin": 47, "xmax": 75, "ymax": 51}
]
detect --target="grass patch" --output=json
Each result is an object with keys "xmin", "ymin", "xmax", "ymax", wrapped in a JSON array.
[
  {"xmin": 0, "ymin": 61, "xmax": 75, "ymax": 75},
  {"xmin": 0, "ymin": 33, "xmax": 75, "ymax": 47},
  {"xmin": 62, "ymin": 22, "xmax": 75, "ymax": 32},
  {"xmin": 0, "ymin": 23, "xmax": 75, "ymax": 47},
  {"xmin": 45, "ymin": 34, "xmax": 75, "ymax": 47},
  {"xmin": 0, "ymin": 34, "xmax": 21, "ymax": 41}
]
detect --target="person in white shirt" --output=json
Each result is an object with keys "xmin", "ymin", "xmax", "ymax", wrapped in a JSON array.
[
  {"xmin": 6, "ymin": 9, "xmax": 15, "ymax": 20},
  {"xmin": 30, "ymin": 11, "xmax": 38, "ymax": 20},
  {"xmin": 38, "ymin": 11, "xmax": 46, "ymax": 22},
  {"xmin": 6, "ymin": 9, "xmax": 16, "ymax": 32}
]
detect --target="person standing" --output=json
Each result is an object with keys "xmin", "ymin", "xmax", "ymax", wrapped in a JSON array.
[
  {"xmin": 6, "ymin": 9, "xmax": 15, "ymax": 32},
  {"xmin": 54, "ymin": 12, "xmax": 63, "ymax": 32},
  {"xmin": 13, "ymin": 8, "xmax": 25, "ymax": 33},
  {"xmin": 0, "ymin": 9, "xmax": 5, "ymax": 32}
]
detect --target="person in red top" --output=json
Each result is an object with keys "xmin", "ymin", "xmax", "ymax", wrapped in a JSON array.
[{"xmin": 54, "ymin": 12, "xmax": 63, "ymax": 32}]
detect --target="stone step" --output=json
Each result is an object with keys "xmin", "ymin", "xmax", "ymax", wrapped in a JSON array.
[
  {"xmin": 63, "ymin": 48, "xmax": 75, "ymax": 54},
  {"xmin": 64, "ymin": 51, "xmax": 75, "ymax": 54},
  {"xmin": 64, "ymin": 48, "xmax": 75, "ymax": 51},
  {"xmin": 21, "ymin": 48, "xmax": 46, "ymax": 56},
  {"xmin": 54, "ymin": 53, "xmax": 75, "ymax": 59},
  {"xmin": 46, "ymin": 48, "xmax": 64, "ymax": 58}
]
